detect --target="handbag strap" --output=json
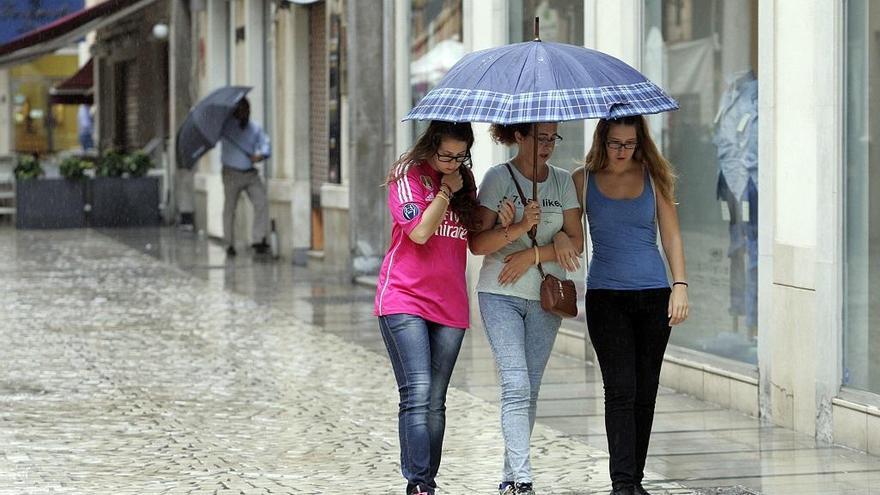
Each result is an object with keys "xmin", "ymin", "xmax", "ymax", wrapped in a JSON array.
[{"xmin": 504, "ymin": 162, "xmax": 546, "ymax": 279}]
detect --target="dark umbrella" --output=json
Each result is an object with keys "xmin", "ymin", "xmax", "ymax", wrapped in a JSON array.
[{"xmin": 176, "ymin": 86, "xmax": 252, "ymax": 169}]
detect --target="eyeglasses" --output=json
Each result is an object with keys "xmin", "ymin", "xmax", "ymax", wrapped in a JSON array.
[
  {"xmin": 536, "ymin": 134, "xmax": 563, "ymax": 146},
  {"xmin": 606, "ymin": 141, "xmax": 638, "ymax": 150},
  {"xmin": 435, "ymin": 151, "xmax": 472, "ymax": 165}
]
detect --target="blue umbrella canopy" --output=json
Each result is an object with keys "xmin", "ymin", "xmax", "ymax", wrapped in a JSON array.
[
  {"xmin": 404, "ymin": 40, "xmax": 677, "ymax": 124},
  {"xmin": 176, "ymin": 86, "xmax": 252, "ymax": 169}
]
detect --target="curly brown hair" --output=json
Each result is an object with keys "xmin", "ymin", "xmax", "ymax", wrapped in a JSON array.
[
  {"xmin": 386, "ymin": 120, "xmax": 481, "ymax": 231},
  {"xmin": 488, "ymin": 123, "xmax": 533, "ymax": 145}
]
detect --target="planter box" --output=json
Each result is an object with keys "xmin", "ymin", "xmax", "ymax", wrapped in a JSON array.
[
  {"xmin": 90, "ymin": 176, "xmax": 160, "ymax": 228},
  {"xmin": 15, "ymin": 178, "xmax": 87, "ymax": 229}
]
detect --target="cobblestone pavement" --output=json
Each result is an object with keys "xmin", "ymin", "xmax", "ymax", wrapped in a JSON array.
[{"xmin": 0, "ymin": 229, "xmax": 693, "ymax": 494}]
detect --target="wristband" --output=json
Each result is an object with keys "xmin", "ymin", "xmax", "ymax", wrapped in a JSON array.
[{"xmin": 672, "ymin": 281, "xmax": 688, "ymax": 288}]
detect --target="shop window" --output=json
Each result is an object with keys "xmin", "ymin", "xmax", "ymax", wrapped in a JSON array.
[
  {"xmin": 844, "ymin": 0, "xmax": 880, "ymax": 394},
  {"xmin": 644, "ymin": 0, "xmax": 759, "ymax": 364},
  {"xmin": 410, "ymin": 0, "xmax": 464, "ymax": 141}
]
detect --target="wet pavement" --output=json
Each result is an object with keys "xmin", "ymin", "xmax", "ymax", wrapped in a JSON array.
[{"xmin": 1, "ymin": 226, "xmax": 878, "ymax": 494}]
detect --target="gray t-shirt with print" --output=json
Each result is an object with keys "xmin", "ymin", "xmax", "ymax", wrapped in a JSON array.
[{"xmin": 476, "ymin": 162, "xmax": 580, "ymax": 301}]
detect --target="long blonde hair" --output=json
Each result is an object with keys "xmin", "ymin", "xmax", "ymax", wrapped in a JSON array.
[{"xmin": 584, "ymin": 115, "xmax": 676, "ymax": 202}]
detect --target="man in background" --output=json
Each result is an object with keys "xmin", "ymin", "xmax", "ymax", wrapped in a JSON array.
[
  {"xmin": 77, "ymin": 103, "xmax": 94, "ymax": 151},
  {"xmin": 221, "ymin": 98, "xmax": 271, "ymax": 256}
]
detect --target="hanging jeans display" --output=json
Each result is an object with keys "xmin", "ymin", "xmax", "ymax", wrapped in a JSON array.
[{"xmin": 718, "ymin": 175, "xmax": 758, "ymax": 330}]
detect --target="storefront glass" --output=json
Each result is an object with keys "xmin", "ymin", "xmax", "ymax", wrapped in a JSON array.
[
  {"xmin": 11, "ymin": 54, "xmax": 81, "ymax": 154},
  {"xmin": 844, "ymin": 0, "xmax": 880, "ymax": 394},
  {"xmin": 410, "ymin": 0, "xmax": 463, "ymax": 141},
  {"xmin": 643, "ymin": 0, "xmax": 759, "ymax": 364}
]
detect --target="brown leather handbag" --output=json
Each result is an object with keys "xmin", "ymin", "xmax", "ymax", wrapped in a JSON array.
[
  {"xmin": 539, "ymin": 272, "xmax": 578, "ymax": 318},
  {"xmin": 505, "ymin": 163, "xmax": 578, "ymax": 319}
]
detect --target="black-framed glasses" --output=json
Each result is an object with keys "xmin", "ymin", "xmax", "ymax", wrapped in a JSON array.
[
  {"xmin": 536, "ymin": 134, "xmax": 563, "ymax": 146},
  {"xmin": 606, "ymin": 141, "xmax": 638, "ymax": 150},
  {"xmin": 435, "ymin": 151, "xmax": 472, "ymax": 165}
]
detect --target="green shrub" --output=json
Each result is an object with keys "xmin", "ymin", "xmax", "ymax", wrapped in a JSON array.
[
  {"xmin": 13, "ymin": 154, "xmax": 44, "ymax": 180},
  {"xmin": 96, "ymin": 149, "xmax": 126, "ymax": 177},
  {"xmin": 59, "ymin": 157, "xmax": 90, "ymax": 180},
  {"xmin": 124, "ymin": 151, "xmax": 153, "ymax": 177}
]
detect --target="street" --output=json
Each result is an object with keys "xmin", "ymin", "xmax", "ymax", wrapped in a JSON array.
[{"xmin": 0, "ymin": 227, "xmax": 878, "ymax": 494}]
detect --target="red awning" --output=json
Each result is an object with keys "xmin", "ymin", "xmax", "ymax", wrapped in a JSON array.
[
  {"xmin": 50, "ymin": 58, "xmax": 94, "ymax": 105},
  {"xmin": 0, "ymin": 0, "xmax": 158, "ymax": 68}
]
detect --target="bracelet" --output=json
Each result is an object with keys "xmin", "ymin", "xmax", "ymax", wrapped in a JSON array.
[
  {"xmin": 440, "ymin": 184, "xmax": 453, "ymax": 196},
  {"xmin": 533, "ymin": 246, "xmax": 540, "ymax": 265},
  {"xmin": 435, "ymin": 191, "xmax": 450, "ymax": 204},
  {"xmin": 502, "ymin": 225, "xmax": 512, "ymax": 244},
  {"xmin": 672, "ymin": 281, "xmax": 688, "ymax": 287}
]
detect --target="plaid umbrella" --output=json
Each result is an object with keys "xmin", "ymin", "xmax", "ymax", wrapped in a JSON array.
[{"xmin": 404, "ymin": 39, "xmax": 678, "ymax": 124}]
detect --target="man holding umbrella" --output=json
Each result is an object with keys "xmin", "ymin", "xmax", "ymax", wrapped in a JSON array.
[{"xmin": 220, "ymin": 97, "xmax": 271, "ymax": 256}]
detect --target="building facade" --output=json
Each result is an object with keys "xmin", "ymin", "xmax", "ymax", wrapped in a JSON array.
[{"xmin": 189, "ymin": 0, "xmax": 880, "ymax": 455}]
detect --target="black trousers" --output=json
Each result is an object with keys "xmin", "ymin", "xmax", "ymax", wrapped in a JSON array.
[{"xmin": 585, "ymin": 288, "xmax": 672, "ymax": 490}]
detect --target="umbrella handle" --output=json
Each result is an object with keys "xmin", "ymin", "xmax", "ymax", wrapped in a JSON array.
[{"xmin": 532, "ymin": 122, "xmax": 538, "ymax": 201}]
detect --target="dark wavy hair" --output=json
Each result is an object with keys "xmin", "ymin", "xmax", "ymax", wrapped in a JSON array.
[{"xmin": 386, "ymin": 120, "xmax": 481, "ymax": 231}]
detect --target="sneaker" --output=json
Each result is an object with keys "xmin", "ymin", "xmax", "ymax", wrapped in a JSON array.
[
  {"xmin": 515, "ymin": 482, "xmax": 535, "ymax": 495},
  {"xmin": 499, "ymin": 482, "xmax": 515, "ymax": 495},
  {"xmin": 226, "ymin": 246, "xmax": 237, "ymax": 256},
  {"xmin": 409, "ymin": 485, "xmax": 430, "ymax": 495}
]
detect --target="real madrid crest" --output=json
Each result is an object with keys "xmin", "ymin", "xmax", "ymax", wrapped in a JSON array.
[{"xmin": 420, "ymin": 175, "xmax": 434, "ymax": 190}]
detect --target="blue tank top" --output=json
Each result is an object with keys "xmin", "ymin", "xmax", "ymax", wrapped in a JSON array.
[{"xmin": 585, "ymin": 169, "xmax": 669, "ymax": 290}]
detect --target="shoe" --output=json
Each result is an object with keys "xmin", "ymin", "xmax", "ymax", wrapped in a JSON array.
[
  {"xmin": 634, "ymin": 484, "xmax": 650, "ymax": 495},
  {"xmin": 609, "ymin": 486, "xmax": 635, "ymax": 495},
  {"xmin": 409, "ymin": 484, "xmax": 430, "ymax": 495},
  {"xmin": 515, "ymin": 482, "xmax": 535, "ymax": 495},
  {"xmin": 499, "ymin": 482, "xmax": 515, "ymax": 495},
  {"xmin": 252, "ymin": 239, "xmax": 270, "ymax": 254},
  {"xmin": 226, "ymin": 246, "xmax": 237, "ymax": 256},
  {"xmin": 178, "ymin": 212, "xmax": 195, "ymax": 231}
]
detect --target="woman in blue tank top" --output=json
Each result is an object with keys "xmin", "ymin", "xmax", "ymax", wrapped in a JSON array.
[{"xmin": 572, "ymin": 115, "xmax": 689, "ymax": 495}]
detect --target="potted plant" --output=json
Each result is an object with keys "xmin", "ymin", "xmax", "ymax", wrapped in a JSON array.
[
  {"xmin": 13, "ymin": 154, "xmax": 44, "ymax": 180},
  {"xmin": 15, "ymin": 154, "xmax": 88, "ymax": 229},
  {"xmin": 90, "ymin": 149, "xmax": 160, "ymax": 228},
  {"xmin": 59, "ymin": 156, "xmax": 91, "ymax": 180}
]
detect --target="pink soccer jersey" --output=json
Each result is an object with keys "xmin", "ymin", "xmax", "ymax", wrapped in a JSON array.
[{"xmin": 374, "ymin": 160, "xmax": 470, "ymax": 329}]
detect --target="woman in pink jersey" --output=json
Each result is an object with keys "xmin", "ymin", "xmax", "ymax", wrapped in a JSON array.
[{"xmin": 375, "ymin": 120, "xmax": 482, "ymax": 495}]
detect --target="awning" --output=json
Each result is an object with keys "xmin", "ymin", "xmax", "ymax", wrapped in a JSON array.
[
  {"xmin": 50, "ymin": 58, "xmax": 94, "ymax": 105},
  {"xmin": 0, "ymin": 0, "xmax": 158, "ymax": 68}
]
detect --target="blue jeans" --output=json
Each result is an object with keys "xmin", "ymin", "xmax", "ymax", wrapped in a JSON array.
[
  {"xmin": 478, "ymin": 293, "xmax": 562, "ymax": 483},
  {"xmin": 378, "ymin": 314, "xmax": 465, "ymax": 495},
  {"xmin": 718, "ymin": 176, "xmax": 758, "ymax": 328},
  {"xmin": 78, "ymin": 132, "xmax": 94, "ymax": 151}
]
